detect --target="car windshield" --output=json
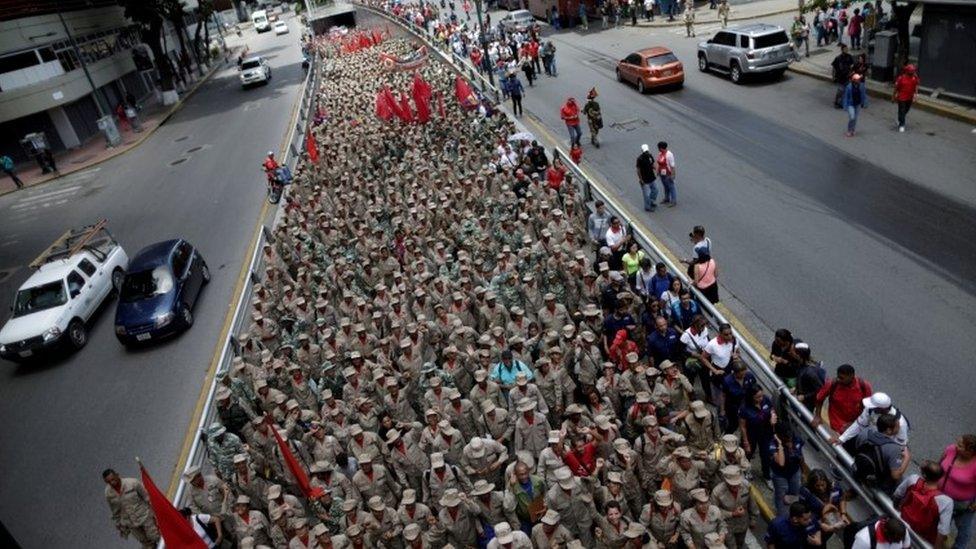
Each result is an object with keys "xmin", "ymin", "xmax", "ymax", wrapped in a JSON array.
[
  {"xmin": 12, "ymin": 281, "xmax": 67, "ymax": 318},
  {"xmin": 120, "ymin": 267, "xmax": 174, "ymax": 302},
  {"xmin": 754, "ymin": 31, "xmax": 789, "ymax": 48},
  {"xmin": 649, "ymin": 53, "xmax": 679, "ymax": 65},
  {"xmin": 241, "ymin": 60, "xmax": 261, "ymax": 70}
]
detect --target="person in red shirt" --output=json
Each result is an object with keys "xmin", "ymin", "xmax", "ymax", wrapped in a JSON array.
[
  {"xmin": 528, "ymin": 40, "xmax": 541, "ymax": 74},
  {"xmin": 893, "ymin": 64, "xmax": 920, "ymax": 132},
  {"xmin": 261, "ymin": 151, "xmax": 280, "ymax": 183},
  {"xmin": 563, "ymin": 430, "xmax": 604, "ymax": 477},
  {"xmin": 812, "ymin": 363, "xmax": 872, "ymax": 435},
  {"xmin": 546, "ymin": 156, "xmax": 568, "ymax": 190},
  {"xmin": 569, "ymin": 143, "xmax": 583, "ymax": 164},
  {"xmin": 560, "ymin": 97, "xmax": 582, "ymax": 147}
]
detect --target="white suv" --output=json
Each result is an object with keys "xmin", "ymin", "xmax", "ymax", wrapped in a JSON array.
[
  {"xmin": 239, "ymin": 56, "xmax": 272, "ymax": 88},
  {"xmin": 0, "ymin": 221, "xmax": 128, "ymax": 362}
]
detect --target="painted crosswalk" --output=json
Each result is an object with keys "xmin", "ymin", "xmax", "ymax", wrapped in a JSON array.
[{"xmin": 3, "ymin": 167, "xmax": 101, "ymax": 216}]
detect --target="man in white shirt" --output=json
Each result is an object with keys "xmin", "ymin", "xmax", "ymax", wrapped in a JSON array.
[
  {"xmin": 850, "ymin": 516, "xmax": 910, "ymax": 549},
  {"xmin": 837, "ymin": 392, "xmax": 910, "ymax": 447},
  {"xmin": 180, "ymin": 507, "xmax": 224, "ymax": 548}
]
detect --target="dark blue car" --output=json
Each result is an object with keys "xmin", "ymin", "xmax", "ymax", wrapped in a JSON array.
[{"xmin": 114, "ymin": 239, "xmax": 210, "ymax": 346}]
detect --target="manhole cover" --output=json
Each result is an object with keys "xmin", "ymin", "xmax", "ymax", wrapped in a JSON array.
[
  {"xmin": 187, "ymin": 146, "xmax": 203, "ymax": 153},
  {"xmin": 0, "ymin": 268, "xmax": 16, "ymax": 284},
  {"xmin": 170, "ymin": 158, "xmax": 188, "ymax": 166},
  {"xmin": 174, "ymin": 136, "xmax": 190, "ymax": 142},
  {"xmin": 925, "ymin": 131, "xmax": 936, "ymax": 136}
]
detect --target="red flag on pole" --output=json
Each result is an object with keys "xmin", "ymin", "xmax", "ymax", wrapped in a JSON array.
[
  {"xmin": 397, "ymin": 93, "xmax": 414, "ymax": 123},
  {"xmin": 454, "ymin": 76, "xmax": 480, "ymax": 110},
  {"xmin": 375, "ymin": 89, "xmax": 394, "ymax": 121},
  {"xmin": 381, "ymin": 86, "xmax": 405, "ymax": 121},
  {"xmin": 436, "ymin": 91, "xmax": 446, "ymax": 119},
  {"xmin": 412, "ymin": 72, "xmax": 432, "ymax": 103},
  {"xmin": 139, "ymin": 462, "xmax": 207, "ymax": 549},
  {"xmin": 269, "ymin": 420, "xmax": 314, "ymax": 498},
  {"xmin": 305, "ymin": 130, "xmax": 319, "ymax": 163}
]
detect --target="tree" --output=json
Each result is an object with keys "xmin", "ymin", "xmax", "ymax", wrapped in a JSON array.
[
  {"xmin": 119, "ymin": 0, "xmax": 176, "ymax": 92},
  {"xmin": 162, "ymin": 0, "xmax": 199, "ymax": 77},
  {"xmin": 890, "ymin": 1, "xmax": 917, "ymax": 65},
  {"xmin": 193, "ymin": 0, "xmax": 216, "ymax": 63}
]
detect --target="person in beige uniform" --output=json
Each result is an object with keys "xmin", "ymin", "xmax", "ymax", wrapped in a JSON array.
[
  {"xmin": 531, "ymin": 509, "xmax": 575, "ymax": 548},
  {"xmin": 229, "ymin": 495, "xmax": 274, "ymax": 546},
  {"xmin": 102, "ymin": 469, "xmax": 159, "ymax": 548},
  {"xmin": 679, "ymin": 488, "xmax": 727, "ymax": 549},
  {"xmin": 709, "ymin": 465, "xmax": 757, "ymax": 549},
  {"xmin": 641, "ymin": 489, "xmax": 682, "ymax": 548},
  {"xmin": 184, "ymin": 465, "xmax": 231, "ymax": 519}
]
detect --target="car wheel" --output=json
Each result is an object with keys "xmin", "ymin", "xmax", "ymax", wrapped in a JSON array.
[
  {"xmin": 68, "ymin": 319, "xmax": 87, "ymax": 350},
  {"xmin": 730, "ymin": 62, "xmax": 742, "ymax": 84},
  {"xmin": 201, "ymin": 262, "xmax": 211, "ymax": 284},
  {"xmin": 616, "ymin": 69, "xmax": 623, "ymax": 82},
  {"xmin": 111, "ymin": 268, "xmax": 125, "ymax": 296},
  {"xmin": 180, "ymin": 304, "xmax": 194, "ymax": 329},
  {"xmin": 698, "ymin": 54, "xmax": 708, "ymax": 72},
  {"xmin": 771, "ymin": 69, "xmax": 786, "ymax": 80},
  {"xmin": 638, "ymin": 79, "xmax": 646, "ymax": 94}
]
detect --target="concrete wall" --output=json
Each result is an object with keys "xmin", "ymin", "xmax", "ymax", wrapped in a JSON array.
[{"xmin": 0, "ymin": 52, "xmax": 136, "ymax": 124}]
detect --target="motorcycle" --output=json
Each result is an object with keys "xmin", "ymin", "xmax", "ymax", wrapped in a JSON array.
[{"xmin": 266, "ymin": 165, "xmax": 292, "ymax": 204}]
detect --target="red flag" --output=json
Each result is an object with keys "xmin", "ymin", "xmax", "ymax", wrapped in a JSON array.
[
  {"xmin": 305, "ymin": 130, "xmax": 319, "ymax": 163},
  {"xmin": 269, "ymin": 420, "xmax": 314, "ymax": 498},
  {"xmin": 454, "ymin": 76, "xmax": 480, "ymax": 110},
  {"xmin": 372, "ymin": 29, "xmax": 383, "ymax": 45},
  {"xmin": 412, "ymin": 72, "xmax": 432, "ymax": 103},
  {"xmin": 139, "ymin": 463, "xmax": 207, "ymax": 549},
  {"xmin": 397, "ymin": 92, "xmax": 414, "ymax": 123},
  {"xmin": 375, "ymin": 89, "xmax": 394, "ymax": 121},
  {"xmin": 381, "ymin": 86, "xmax": 405, "ymax": 121}
]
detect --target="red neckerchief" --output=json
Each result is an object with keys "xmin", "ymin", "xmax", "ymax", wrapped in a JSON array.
[
  {"xmin": 406, "ymin": 506, "xmax": 416, "ymax": 518},
  {"xmin": 525, "ymin": 414, "xmax": 535, "ymax": 425},
  {"xmin": 396, "ymin": 441, "xmax": 406, "ymax": 454},
  {"xmin": 730, "ymin": 486, "xmax": 739, "ymax": 499},
  {"xmin": 435, "ymin": 469, "xmax": 446, "ymax": 480},
  {"xmin": 365, "ymin": 470, "xmax": 374, "ymax": 480},
  {"xmin": 448, "ymin": 507, "xmax": 459, "ymax": 520},
  {"xmin": 241, "ymin": 511, "xmax": 250, "ymax": 524}
]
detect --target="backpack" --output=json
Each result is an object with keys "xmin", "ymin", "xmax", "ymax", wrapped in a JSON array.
[
  {"xmin": 195, "ymin": 515, "xmax": 219, "ymax": 543},
  {"xmin": 900, "ymin": 478, "xmax": 941, "ymax": 541},
  {"xmin": 1, "ymin": 156, "xmax": 13, "ymax": 171},
  {"xmin": 842, "ymin": 516, "xmax": 879, "ymax": 549},
  {"xmin": 852, "ymin": 437, "xmax": 896, "ymax": 486}
]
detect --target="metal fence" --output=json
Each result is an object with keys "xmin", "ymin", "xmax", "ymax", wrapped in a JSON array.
[
  {"xmin": 170, "ymin": 51, "xmax": 322, "ymax": 511},
  {"xmin": 358, "ymin": 4, "xmax": 928, "ymax": 547}
]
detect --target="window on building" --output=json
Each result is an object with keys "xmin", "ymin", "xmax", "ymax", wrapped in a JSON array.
[
  {"xmin": 0, "ymin": 51, "xmax": 41, "ymax": 75},
  {"xmin": 39, "ymin": 48, "xmax": 57, "ymax": 63}
]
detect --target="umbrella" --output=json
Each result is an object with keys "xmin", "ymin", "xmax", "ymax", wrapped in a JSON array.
[{"xmin": 507, "ymin": 131, "xmax": 534, "ymax": 142}]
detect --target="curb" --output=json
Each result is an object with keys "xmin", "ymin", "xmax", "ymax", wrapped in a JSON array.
[
  {"xmin": 788, "ymin": 63, "xmax": 976, "ymax": 126},
  {"xmin": 0, "ymin": 55, "xmax": 230, "ymax": 198}
]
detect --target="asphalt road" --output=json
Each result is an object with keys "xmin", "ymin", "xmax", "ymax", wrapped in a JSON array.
[
  {"xmin": 482, "ymin": 9, "xmax": 976, "ymax": 458},
  {"xmin": 0, "ymin": 17, "xmax": 305, "ymax": 547}
]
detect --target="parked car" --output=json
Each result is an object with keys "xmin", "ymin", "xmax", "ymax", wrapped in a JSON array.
[
  {"xmin": 697, "ymin": 23, "xmax": 792, "ymax": 84},
  {"xmin": 239, "ymin": 56, "xmax": 272, "ymax": 88},
  {"xmin": 616, "ymin": 47, "xmax": 685, "ymax": 93},
  {"xmin": 0, "ymin": 221, "xmax": 128, "ymax": 362},
  {"xmin": 114, "ymin": 239, "xmax": 210, "ymax": 346},
  {"xmin": 273, "ymin": 21, "xmax": 289, "ymax": 35},
  {"xmin": 500, "ymin": 10, "xmax": 536, "ymax": 34}
]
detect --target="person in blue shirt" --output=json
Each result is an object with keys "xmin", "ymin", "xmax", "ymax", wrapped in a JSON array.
[
  {"xmin": 670, "ymin": 289, "xmax": 700, "ymax": 330},
  {"xmin": 644, "ymin": 315, "xmax": 682, "ymax": 365},
  {"xmin": 504, "ymin": 72, "xmax": 525, "ymax": 117},
  {"xmin": 770, "ymin": 424, "xmax": 805, "ymax": 517},
  {"xmin": 648, "ymin": 263, "xmax": 674, "ymax": 299},
  {"xmin": 738, "ymin": 385, "xmax": 775, "ymax": 481},
  {"xmin": 765, "ymin": 501, "xmax": 823, "ymax": 548},
  {"xmin": 490, "ymin": 349, "xmax": 534, "ymax": 399},
  {"xmin": 721, "ymin": 360, "xmax": 757, "ymax": 432}
]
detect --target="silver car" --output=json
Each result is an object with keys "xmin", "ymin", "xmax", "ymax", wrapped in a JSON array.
[
  {"xmin": 500, "ymin": 10, "xmax": 536, "ymax": 34},
  {"xmin": 697, "ymin": 23, "xmax": 792, "ymax": 84}
]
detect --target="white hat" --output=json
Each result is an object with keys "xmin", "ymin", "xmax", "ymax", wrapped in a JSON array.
[
  {"xmin": 641, "ymin": 143, "xmax": 649, "ymax": 152},
  {"xmin": 541, "ymin": 509, "xmax": 561, "ymax": 525},
  {"xmin": 468, "ymin": 438, "xmax": 486, "ymax": 458},
  {"xmin": 865, "ymin": 392, "xmax": 891, "ymax": 410},
  {"xmin": 494, "ymin": 522, "xmax": 514, "ymax": 544}
]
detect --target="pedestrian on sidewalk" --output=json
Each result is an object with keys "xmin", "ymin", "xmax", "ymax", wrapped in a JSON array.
[
  {"xmin": 645, "ymin": 0, "xmax": 656, "ymax": 21},
  {"xmin": 842, "ymin": 73, "xmax": 868, "ymax": 137},
  {"xmin": 893, "ymin": 64, "xmax": 920, "ymax": 132},
  {"xmin": 791, "ymin": 15, "xmax": 810, "ymax": 58},
  {"xmin": 939, "ymin": 434, "xmax": 976, "ymax": 549},
  {"xmin": 560, "ymin": 97, "xmax": 582, "ymax": 147},
  {"xmin": 583, "ymin": 88, "xmax": 603, "ymax": 148},
  {"xmin": 631, "ymin": 0, "xmax": 639, "ymax": 26},
  {"xmin": 579, "ymin": 2, "xmax": 589, "ymax": 30},
  {"xmin": 831, "ymin": 44, "xmax": 854, "ymax": 108},
  {"xmin": 683, "ymin": 0, "xmax": 696, "ymax": 37},
  {"xmin": 601, "ymin": 3, "xmax": 610, "ymax": 29},
  {"xmin": 656, "ymin": 141, "xmax": 677, "ymax": 206},
  {"xmin": 636, "ymin": 144, "xmax": 658, "ymax": 211},
  {"xmin": 848, "ymin": 8, "xmax": 864, "ymax": 49},
  {"xmin": 1, "ymin": 154, "xmax": 24, "ymax": 189},
  {"xmin": 718, "ymin": 0, "xmax": 731, "ymax": 28},
  {"xmin": 505, "ymin": 72, "xmax": 525, "ymax": 117}
]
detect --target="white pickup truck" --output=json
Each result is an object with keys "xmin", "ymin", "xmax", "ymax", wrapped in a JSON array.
[{"xmin": 0, "ymin": 220, "xmax": 128, "ymax": 362}]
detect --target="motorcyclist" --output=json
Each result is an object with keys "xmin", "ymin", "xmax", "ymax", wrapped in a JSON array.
[{"xmin": 262, "ymin": 151, "xmax": 280, "ymax": 184}]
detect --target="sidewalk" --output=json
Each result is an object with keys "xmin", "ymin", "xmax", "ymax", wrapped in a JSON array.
[
  {"xmin": 788, "ymin": 45, "xmax": 976, "ymax": 125},
  {"xmin": 587, "ymin": 0, "xmax": 798, "ymax": 28},
  {"xmin": 0, "ymin": 51, "xmax": 236, "ymax": 197}
]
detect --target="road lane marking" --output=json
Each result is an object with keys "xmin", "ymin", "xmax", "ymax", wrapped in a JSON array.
[
  {"xmin": 165, "ymin": 64, "xmax": 309, "ymax": 498},
  {"xmin": 12, "ymin": 185, "xmax": 82, "ymax": 205}
]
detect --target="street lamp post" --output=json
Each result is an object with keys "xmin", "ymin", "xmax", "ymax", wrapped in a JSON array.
[
  {"xmin": 474, "ymin": 0, "xmax": 494, "ymax": 86},
  {"xmin": 56, "ymin": 10, "xmax": 107, "ymax": 116}
]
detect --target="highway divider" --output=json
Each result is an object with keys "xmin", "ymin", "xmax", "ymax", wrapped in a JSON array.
[{"xmin": 359, "ymin": 4, "xmax": 929, "ymax": 547}]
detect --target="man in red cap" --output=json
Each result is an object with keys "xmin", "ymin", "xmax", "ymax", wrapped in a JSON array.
[
  {"xmin": 560, "ymin": 98, "xmax": 582, "ymax": 147},
  {"xmin": 893, "ymin": 64, "xmax": 920, "ymax": 133}
]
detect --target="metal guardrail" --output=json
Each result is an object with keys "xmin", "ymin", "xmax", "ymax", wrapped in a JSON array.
[
  {"xmin": 170, "ymin": 51, "xmax": 321, "ymax": 512},
  {"xmin": 365, "ymin": 4, "xmax": 928, "ymax": 547}
]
